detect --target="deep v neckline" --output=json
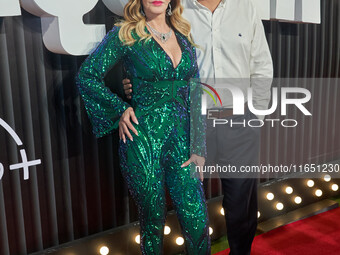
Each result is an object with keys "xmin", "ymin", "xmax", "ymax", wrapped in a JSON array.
[{"xmin": 147, "ymin": 27, "xmax": 184, "ymax": 70}]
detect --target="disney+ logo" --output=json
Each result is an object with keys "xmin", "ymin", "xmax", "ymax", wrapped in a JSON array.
[{"xmin": 0, "ymin": 118, "xmax": 41, "ymax": 180}]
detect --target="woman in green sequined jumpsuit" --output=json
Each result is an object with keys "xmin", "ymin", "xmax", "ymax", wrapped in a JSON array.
[{"xmin": 76, "ymin": 0, "xmax": 210, "ymax": 254}]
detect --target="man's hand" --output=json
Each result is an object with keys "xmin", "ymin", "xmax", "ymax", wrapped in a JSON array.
[
  {"xmin": 123, "ymin": 78, "xmax": 132, "ymax": 100},
  {"xmin": 181, "ymin": 154, "xmax": 205, "ymax": 181},
  {"xmin": 119, "ymin": 107, "xmax": 139, "ymax": 143}
]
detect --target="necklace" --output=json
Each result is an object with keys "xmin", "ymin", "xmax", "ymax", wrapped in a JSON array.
[{"xmin": 146, "ymin": 22, "xmax": 172, "ymax": 43}]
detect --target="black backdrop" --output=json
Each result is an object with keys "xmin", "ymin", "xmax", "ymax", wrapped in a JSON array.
[{"xmin": 0, "ymin": 0, "xmax": 339, "ymax": 254}]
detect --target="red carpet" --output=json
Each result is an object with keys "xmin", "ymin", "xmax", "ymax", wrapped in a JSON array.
[{"xmin": 215, "ymin": 207, "xmax": 340, "ymax": 255}]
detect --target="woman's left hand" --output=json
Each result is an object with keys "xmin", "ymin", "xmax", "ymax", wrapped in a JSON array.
[{"xmin": 181, "ymin": 154, "xmax": 205, "ymax": 182}]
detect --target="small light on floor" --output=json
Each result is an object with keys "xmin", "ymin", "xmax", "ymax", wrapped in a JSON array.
[
  {"xmin": 285, "ymin": 186, "xmax": 293, "ymax": 194},
  {"xmin": 176, "ymin": 237, "xmax": 184, "ymax": 245},
  {"xmin": 209, "ymin": 227, "xmax": 213, "ymax": 235},
  {"xmin": 324, "ymin": 175, "xmax": 331, "ymax": 182},
  {"xmin": 220, "ymin": 208, "xmax": 225, "ymax": 216},
  {"xmin": 266, "ymin": 192, "xmax": 274, "ymax": 200},
  {"xmin": 332, "ymin": 184, "xmax": 339, "ymax": 191},
  {"xmin": 315, "ymin": 189, "xmax": 323, "ymax": 197},
  {"xmin": 294, "ymin": 196, "xmax": 302, "ymax": 204},
  {"xmin": 99, "ymin": 246, "xmax": 109, "ymax": 255},
  {"xmin": 135, "ymin": 235, "xmax": 140, "ymax": 244},
  {"xmin": 164, "ymin": 226, "xmax": 171, "ymax": 235},
  {"xmin": 307, "ymin": 180, "xmax": 314, "ymax": 187},
  {"xmin": 276, "ymin": 202, "xmax": 284, "ymax": 210},
  {"xmin": 257, "ymin": 211, "xmax": 261, "ymax": 218}
]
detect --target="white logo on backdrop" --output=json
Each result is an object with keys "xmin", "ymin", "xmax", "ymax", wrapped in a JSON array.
[
  {"xmin": 0, "ymin": 118, "xmax": 41, "ymax": 181},
  {"xmin": 0, "ymin": 0, "xmax": 321, "ymax": 55},
  {"xmin": 0, "ymin": 0, "xmax": 21, "ymax": 16}
]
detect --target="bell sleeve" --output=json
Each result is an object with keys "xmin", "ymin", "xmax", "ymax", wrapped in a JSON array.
[
  {"xmin": 190, "ymin": 47, "xmax": 207, "ymax": 158},
  {"xmin": 75, "ymin": 26, "xmax": 131, "ymax": 138}
]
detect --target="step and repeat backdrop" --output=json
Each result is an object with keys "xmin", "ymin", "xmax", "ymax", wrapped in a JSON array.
[{"xmin": 0, "ymin": 0, "xmax": 339, "ymax": 254}]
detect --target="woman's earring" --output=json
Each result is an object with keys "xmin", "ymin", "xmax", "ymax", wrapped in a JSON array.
[
  {"xmin": 167, "ymin": 3, "xmax": 173, "ymax": 16},
  {"xmin": 140, "ymin": 5, "xmax": 146, "ymax": 17}
]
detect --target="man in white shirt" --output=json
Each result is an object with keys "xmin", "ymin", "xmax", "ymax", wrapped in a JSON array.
[
  {"xmin": 182, "ymin": 0, "xmax": 273, "ymax": 116},
  {"xmin": 119, "ymin": 0, "xmax": 273, "ymax": 254}
]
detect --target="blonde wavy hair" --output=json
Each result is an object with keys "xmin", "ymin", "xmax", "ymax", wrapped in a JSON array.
[{"xmin": 116, "ymin": 0, "xmax": 195, "ymax": 46}]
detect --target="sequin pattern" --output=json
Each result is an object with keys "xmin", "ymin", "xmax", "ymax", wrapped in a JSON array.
[{"xmin": 76, "ymin": 26, "xmax": 210, "ymax": 254}]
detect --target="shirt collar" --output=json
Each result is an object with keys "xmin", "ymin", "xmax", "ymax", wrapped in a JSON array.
[{"xmin": 192, "ymin": 0, "xmax": 227, "ymax": 9}]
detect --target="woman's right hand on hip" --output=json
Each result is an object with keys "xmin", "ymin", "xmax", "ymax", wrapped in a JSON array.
[{"xmin": 119, "ymin": 107, "xmax": 139, "ymax": 143}]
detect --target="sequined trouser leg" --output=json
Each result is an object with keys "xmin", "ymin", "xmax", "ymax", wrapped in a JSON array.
[{"xmin": 119, "ymin": 107, "xmax": 210, "ymax": 255}]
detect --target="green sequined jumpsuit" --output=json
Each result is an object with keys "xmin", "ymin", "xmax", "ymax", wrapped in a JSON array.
[{"xmin": 76, "ymin": 26, "xmax": 210, "ymax": 254}]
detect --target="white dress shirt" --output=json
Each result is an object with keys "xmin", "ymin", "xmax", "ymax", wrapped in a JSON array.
[{"xmin": 182, "ymin": 0, "xmax": 273, "ymax": 112}]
